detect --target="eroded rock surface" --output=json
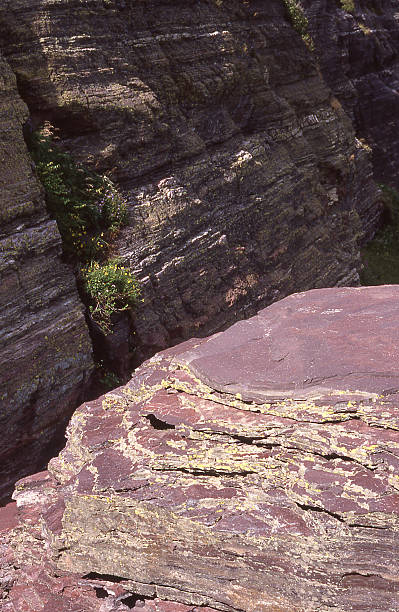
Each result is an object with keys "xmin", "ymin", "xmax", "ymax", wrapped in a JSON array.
[
  {"xmin": 0, "ymin": 50, "xmax": 94, "ymax": 501},
  {"xmin": 303, "ymin": 0, "xmax": 399, "ymax": 188},
  {"xmin": 2, "ymin": 286, "xmax": 399, "ymax": 611},
  {"xmin": 0, "ymin": 0, "xmax": 380, "ymax": 360}
]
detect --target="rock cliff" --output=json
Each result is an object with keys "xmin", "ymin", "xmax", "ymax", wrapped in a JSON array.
[
  {"xmin": 302, "ymin": 0, "xmax": 399, "ymax": 189},
  {"xmin": 0, "ymin": 50, "xmax": 94, "ymax": 501},
  {"xmin": 2, "ymin": 285, "xmax": 399, "ymax": 611},
  {"xmin": 0, "ymin": 0, "xmax": 380, "ymax": 364}
]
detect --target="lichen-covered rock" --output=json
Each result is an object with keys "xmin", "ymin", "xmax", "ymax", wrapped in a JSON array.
[
  {"xmin": 0, "ymin": 50, "xmax": 94, "ymax": 501},
  {"xmin": 302, "ymin": 0, "xmax": 399, "ymax": 189},
  {"xmin": 3, "ymin": 286, "xmax": 399, "ymax": 611},
  {"xmin": 0, "ymin": 0, "xmax": 380, "ymax": 360}
]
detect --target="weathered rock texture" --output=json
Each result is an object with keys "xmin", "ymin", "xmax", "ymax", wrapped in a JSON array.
[
  {"xmin": 302, "ymin": 0, "xmax": 399, "ymax": 189},
  {"xmin": 2, "ymin": 286, "xmax": 399, "ymax": 611},
  {"xmin": 0, "ymin": 0, "xmax": 380, "ymax": 361},
  {"xmin": 0, "ymin": 50, "xmax": 94, "ymax": 501}
]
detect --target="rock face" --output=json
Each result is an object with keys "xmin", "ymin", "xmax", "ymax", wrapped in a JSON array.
[
  {"xmin": 0, "ymin": 50, "xmax": 94, "ymax": 501},
  {"xmin": 2, "ymin": 285, "xmax": 399, "ymax": 611},
  {"xmin": 0, "ymin": 0, "xmax": 380, "ymax": 361},
  {"xmin": 302, "ymin": 0, "xmax": 399, "ymax": 189}
]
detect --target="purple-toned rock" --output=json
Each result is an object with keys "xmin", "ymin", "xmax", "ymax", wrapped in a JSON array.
[{"xmin": 3, "ymin": 286, "xmax": 399, "ymax": 611}]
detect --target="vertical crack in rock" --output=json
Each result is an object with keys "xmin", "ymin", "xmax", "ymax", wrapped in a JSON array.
[
  {"xmin": 0, "ymin": 47, "xmax": 94, "ymax": 502},
  {"xmin": 0, "ymin": 0, "xmax": 381, "ymax": 365}
]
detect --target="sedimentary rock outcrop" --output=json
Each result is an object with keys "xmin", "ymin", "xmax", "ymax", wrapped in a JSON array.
[
  {"xmin": 0, "ymin": 0, "xmax": 380, "ymax": 361},
  {"xmin": 0, "ymin": 51, "xmax": 94, "ymax": 501},
  {"xmin": 2, "ymin": 285, "xmax": 399, "ymax": 611},
  {"xmin": 302, "ymin": 0, "xmax": 399, "ymax": 188}
]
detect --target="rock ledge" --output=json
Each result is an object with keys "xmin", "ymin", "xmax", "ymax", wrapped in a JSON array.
[{"xmin": 2, "ymin": 286, "xmax": 399, "ymax": 612}]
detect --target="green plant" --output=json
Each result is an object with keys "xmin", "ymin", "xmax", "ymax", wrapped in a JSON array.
[
  {"xmin": 28, "ymin": 133, "xmax": 127, "ymax": 261},
  {"xmin": 379, "ymin": 184, "xmax": 399, "ymax": 224},
  {"xmin": 340, "ymin": 0, "xmax": 355, "ymax": 13},
  {"xmin": 83, "ymin": 260, "xmax": 141, "ymax": 335},
  {"xmin": 361, "ymin": 185, "xmax": 399, "ymax": 285},
  {"xmin": 358, "ymin": 21, "xmax": 372, "ymax": 35},
  {"xmin": 282, "ymin": 0, "xmax": 314, "ymax": 51},
  {"xmin": 28, "ymin": 130, "xmax": 140, "ymax": 337},
  {"xmin": 96, "ymin": 361, "xmax": 121, "ymax": 389}
]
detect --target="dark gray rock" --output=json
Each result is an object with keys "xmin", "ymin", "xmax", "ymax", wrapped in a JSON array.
[
  {"xmin": 0, "ymin": 0, "xmax": 381, "ymax": 363},
  {"xmin": 303, "ymin": 0, "xmax": 399, "ymax": 190}
]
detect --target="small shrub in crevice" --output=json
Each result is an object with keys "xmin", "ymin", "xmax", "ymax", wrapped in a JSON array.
[
  {"xmin": 282, "ymin": 0, "xmax": 314, "ymax": 51},
  {"xmin": 29, "ymin": 133, "xmax": 127, "ymax": 262},
  {"xmin": 83, "ymin": 260, "xmax": 141, "ymax": 335},
  {"xmin": 28, "ymin": 130, "xmax": 140, "ymax": 338},
  {"xmin": 96, "ymin": 360, "xmax": 122, "ymax": 390},
  {"xmin": 380, "ymin": 184, "xmax": 399, "ymax": 224},
  {"xmin": 361, "ymin": 184, "xmax": 399, "ymax": 285}
]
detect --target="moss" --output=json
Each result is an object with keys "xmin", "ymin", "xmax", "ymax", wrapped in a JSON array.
[
  {"xmin": 83, "ymin": 260, "xmax": 140, "ymax": 334},
  {"xmin": 27, "ymin": 130, "xmax": 140, "ymax": 338},
  {"xmin": 361, "ymin": 185, "xmax": 399, "ymax": 285}
]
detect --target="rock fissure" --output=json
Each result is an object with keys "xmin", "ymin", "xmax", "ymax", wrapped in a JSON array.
[
  {"xmin": 144, "ymin": 413, "xmax": 176, "ymax": 431},
  {"xmin": 293, "ymin": 501, "xmax": 346, "ymax": 523}
]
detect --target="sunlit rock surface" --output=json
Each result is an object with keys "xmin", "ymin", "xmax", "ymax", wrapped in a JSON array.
[
  {"xmin": 0, "ymin": 0, "xmax": 380, "ymax": 361},
  {"xmin": 2, "ymin": 286, "xmax": 399, "ymax": 611}
]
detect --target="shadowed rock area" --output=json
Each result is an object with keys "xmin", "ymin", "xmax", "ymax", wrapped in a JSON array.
[
  {"xmin": 2, "ymin": 286, "xmax": 399, "ymax": 611},
  {"xmin": 302, "ymin": 0, "xmax": 399, "ymax": 189}
]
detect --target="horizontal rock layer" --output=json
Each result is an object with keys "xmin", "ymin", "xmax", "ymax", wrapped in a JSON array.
[
  {"xmin": 0, "ymin": 0, "xmax": 380, "ymax": 361},
  {"xmin": 303, "ymin": 0, "xmax": 399, "ymax": 189},
  {"xmin": 2, "ymin": 285, "xmax": 399, "ymax": 611},
  {"xmin": 0, "ymin": 50, "xmax": 94, "ymax": 501}
]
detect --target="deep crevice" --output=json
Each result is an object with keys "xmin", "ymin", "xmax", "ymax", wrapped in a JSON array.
[
  {"xmin": 145, "ymin": 413, "xmax": 176, "ymax": 430},
  {"xmin": 119, "ymin": 594, "xmax": 147, "ymax": 608},
  {"xmin": 154, "ymin": 466, "xmax": 256, "ymax": 477},
  {"xmin": 311, "ymin": 449, "xmax": 362, "ymax": 465},
  {"xmin": 94, "ymin": 587, "xmax": 108, "ymax": 599},
  {"xmin": 348, "ymin": 522, "xmax": 389, "ymax": 530},
  {"xmin": 295, "ymin": 501, "xmax": 345, "ymax": 523},
  {"xmin": 83, "ymin": 572, "xmax": 128, "ymax": 583}
]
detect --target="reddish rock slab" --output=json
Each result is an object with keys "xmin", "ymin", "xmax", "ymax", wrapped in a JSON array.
[
  {"xmin": 173, "ymin": 285, "xmax": 399, "ymax": 402},
  {"xmin": 3, "ymin": 286, "xmax": 399, "ymax": 612}
]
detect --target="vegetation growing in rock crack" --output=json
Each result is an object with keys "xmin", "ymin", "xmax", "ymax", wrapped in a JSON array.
[
  {"xmin": 96, "ymin": 360, "xmax": 122, "ymax": 390},
  {"xmin": 83, "ymin": 260, "xmax": 140, "ymax": 335},
  {"xmin": 340, "ymin": 0, "xmax": 355, "ymax": 13},
  {"xmin": 29, "ymin": 133, "xmax": 127, "ymax": 261},
  {"xmin": 361, "ymin": 185, "xmax": 399, "ymax": 285},
  {"xmin": 282, "ymin": 0, "xmax": 314, "ymax": 51},
  {"xmin": 28, "ymin": 131, "xmax": 140, "ymax": 334}
]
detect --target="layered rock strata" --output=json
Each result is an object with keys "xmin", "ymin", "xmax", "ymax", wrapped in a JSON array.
[
  {"xmin": 0, "ymin": 0, "xmax": 380, "ymax": 360},
  {"xmin": 0, "ymin": 51, "xmax": 94, "ymax": 501},
  {"xmin": 2, "ymin": 285, "xmax": 399, "ymax": 611},
  {"xmin": 302, "ymin": 0, "xmax": 399, "ymax": 189}
]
